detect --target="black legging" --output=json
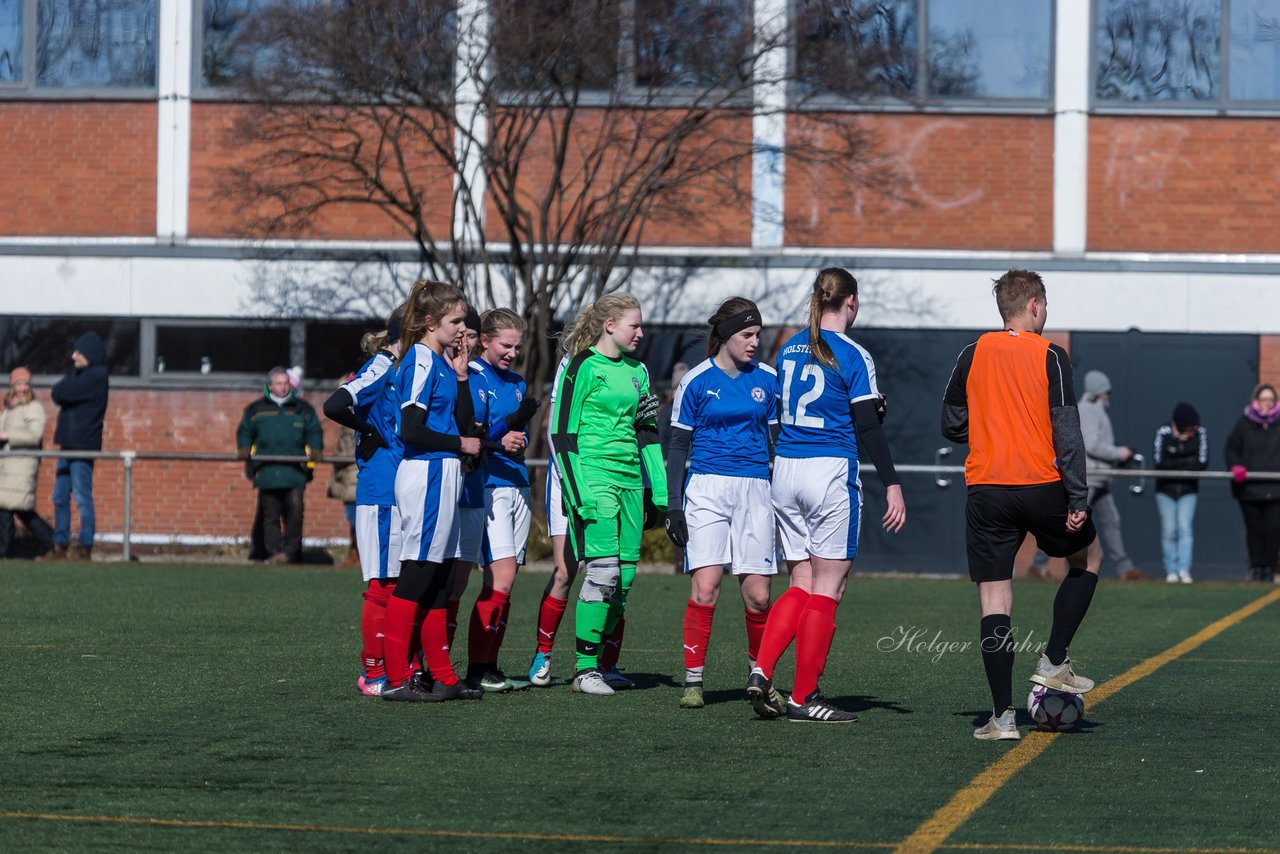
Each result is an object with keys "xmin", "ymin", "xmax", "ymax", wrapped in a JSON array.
[{"xmin": 1238, "ymin": 499, "xmax": 1280, "ymax": 571}]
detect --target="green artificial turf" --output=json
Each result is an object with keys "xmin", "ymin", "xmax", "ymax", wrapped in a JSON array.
[{"xmin": 1, "ymin": 562, "xmax": 1276, "ymax": 852}]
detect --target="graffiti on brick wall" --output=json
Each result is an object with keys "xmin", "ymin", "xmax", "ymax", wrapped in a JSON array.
[{"xmin": 1104, "ymin": 121, "xmax": 1192, "ymax": 209}]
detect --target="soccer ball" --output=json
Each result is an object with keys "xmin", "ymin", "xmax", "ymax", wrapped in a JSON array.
[{"xmin": 1027, "ymin": 686, "xmax": 1084, "ymax": 732}]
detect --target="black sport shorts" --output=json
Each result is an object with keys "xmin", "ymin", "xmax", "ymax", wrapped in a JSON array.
[{"xmin": 965, "ymin": 482, "xmax": 1097, "ymax": 583}]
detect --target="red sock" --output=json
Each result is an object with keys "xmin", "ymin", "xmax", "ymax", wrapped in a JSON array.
[
  {"xmin": 791, "ymin": 595, "xmax": 839, "ymax": 703},
  {"xmin": 491, "ymin": 592, "xmax": 512, "ymax": 663},
  {"xmin": 744, "ymin": 605, "xmax": 770, "ymax": 664},
  {"xmin": 446, "ymin": 598, "xmax": 460, "ymax": 650},
  {"xmin": 408, "ymin": 607, "xmax": 425, "ymax": 674},
  {"xmin": 600, "ymin": 615, "xmax": 625, "ymax": 671},
  {"xmin": 682, "ymin": 601, "xmax": 716, "ymax": 671},
  {"xmin": 536, "ymin": 594, "xmax": 569, "ymax": 653},
  {"xmin": 361, "ymin": 580, "xmax": 395, "ymax": 679},
  {"xmin": 469, "ymin": 586, "xmax": 505, "ymax": 666},
  {"xmin": 383, "ymin": 596, "xmax": 421, "ymax": 686},
  {"xmin": 754, "ymin": 586, "xmax": 810, "ymax": 678},
  {"xmin": 422, "ymin": 607, "xmax": 458, "ymax": 685}
]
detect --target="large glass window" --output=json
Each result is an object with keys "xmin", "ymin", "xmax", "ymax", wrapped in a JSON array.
[
  {"xmin": 0, "ymin": 0, "xmax": 21, "ymax": 83},
  {"xmin": 304, "ymin": 320, "xmax": 383, "ymax": 381},
  {"xmin": 37, "ymin": 0, "xmax": 157, "ymax": 88},
  {"xmin": 1229, "ymin": 0, "xmax": 1280, "ymax": 100},
  {"xmin": 493, "ymin": 0, "xmax": 621, "ymax": 91},
  {"xmin": 795, "ymin": 0, "xmax": 918, "ymax": 100},
  {"xmin": 153, "ymin": 324, "xmax": 289, "ymax": 376},
  {"xmin": 926, "ymin": 0, "xmax": 1051, "ymax": 99},
  {"xmin": 634, "ymin": 0, "xmax": 753, "ymax": 88},
  {"xmin": 1095, "ymin": 0, "xmax": 1220, "ymax": 102},
  {"xmin": 0, "ymin": 317, "xmax": 140, "ymax": 376}
]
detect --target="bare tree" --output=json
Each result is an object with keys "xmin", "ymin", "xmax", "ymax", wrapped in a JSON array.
[{"xmin": 220, "ymin": 0, "xmax": 904, "ymax": 413}]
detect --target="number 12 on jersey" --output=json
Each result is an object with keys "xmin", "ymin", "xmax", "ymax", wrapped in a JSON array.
[{"xmin": 779, "ymin": 359, "xmax": 826, "ymax": 428}]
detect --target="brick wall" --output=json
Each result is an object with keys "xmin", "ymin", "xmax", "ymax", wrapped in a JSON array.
[
  {"xmin": 1089, "ymin": 116, "xmax": 1280, "ymax": 253},
  {"xmin": 0, "ymin": 102, "xmax": 156, "ymax": 236},
  {"xmin": 1258, "ymin": 336, "xmax": 1280, "ymax": 386},
  {"xmin": 785, "ymin": 114, "xmax": 1054, "ymax": 250},
  {"xmin": 28, "ymin": 387, "xmax": 353, "ymax": 545}
]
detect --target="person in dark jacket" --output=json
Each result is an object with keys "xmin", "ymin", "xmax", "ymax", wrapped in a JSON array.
[
  {"xmin": 47, "ymin": 332, "xmax": 109, "ymax": 561},
  {"xmin": 1152, "ymin": 402, "xmax": 1207, "ymax": 584},
  {"xmin": 1225, "ymin": 383, "xmax": 1280, "ymax": 582},
  {"xmin": 237, "ymin": 367, "xmax": 324, "ymax": 564}
]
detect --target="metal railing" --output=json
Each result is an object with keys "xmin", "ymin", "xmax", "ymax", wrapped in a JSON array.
[{"xmin": 1, "ymin": 447, "xmax": 1275, "ymax": 562}]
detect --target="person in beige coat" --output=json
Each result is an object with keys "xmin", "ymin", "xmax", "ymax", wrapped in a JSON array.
[{"xmin": 0, "ymin": 368, "xmax": 55, "ymax": 558}]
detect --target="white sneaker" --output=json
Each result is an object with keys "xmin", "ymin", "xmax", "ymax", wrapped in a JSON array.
[
  {"xmin": 974, "ymin": 708, "xmax": 1020, "ymax": 740},
  {"xmin": 1166, "ymin": 573, "xmax": 1179, "ymax": 584},
  {"xmin": 528, "ymin": 652, "xmax": 553, "ymax": 687},
  {"xmin": 1179, "ymin": 571, "xmax": 1193, "ymax": 584},
  {"xmin": 1029, "ymin": 654, "xmax": 1094, "ymax": 694},
  {"xmin": 572, "ymin": 670, "xmax": 615, "ymax": 696}
]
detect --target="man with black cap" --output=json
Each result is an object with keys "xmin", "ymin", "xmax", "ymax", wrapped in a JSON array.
[
  {"xmin": 46, "ymin": 332, "xmax": 110, "ymax": 561},
  {"xmin": 1153, "ymin": 402, "xmax": 1207, "ymax": 583}
]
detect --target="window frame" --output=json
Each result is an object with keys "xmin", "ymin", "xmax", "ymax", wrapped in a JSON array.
[
  {"xmin": 1090, "ymin": 0, "xmax": 1280, "ymax": 114},
  {"xmin": 140, "ymin": 317, "xmax": 302, "ymax": 384},
  {"xmin": 0, "ymin": 0, "xmax": 160, "ymax": 99},
  {"xmin": 787, "ymin": 0, "xmax": 1057, "ymax": 114}
]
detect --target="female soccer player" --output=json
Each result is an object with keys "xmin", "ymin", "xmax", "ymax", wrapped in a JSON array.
[
  {"xmin": 552, "ymin": 294, "xmax": 666, "ymax": 696},
  {"xmin": 664, "ymin": 297, "xmax": 781, "ymax": 709},
  {"xmin": 380, "ymin": 279, "xmax": 484, "ymax": 702},
  {"xmin": 464, "ymin": 308, "xmax": 543, "ymax": 692},
  {"xmin": 322, "ymin": 305, "xmax": 406, "ymax": 697},
  {"xmin": 447, "ymin": 310, "xmax": 486, "ymax": 651},
  {"xmin": 747, "ymin": 268, "xmax": 906, "ymax": 723}
]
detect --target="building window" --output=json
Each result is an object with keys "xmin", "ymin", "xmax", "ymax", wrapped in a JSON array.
[
  {"xmin": 153, "ymin": 323, "xmax": 289, "ymax": 376},
  {"xmin": 0, "ymin": 317, "xmax": 140, "ymax": 376},
  {"xmin": 0, "ymin": 0, "xmax": 157, "ymax": 92},
  {"xmin": 634, "ymin": 0, "xmax": 754, "ymax": 89},
  {"xmin": 304, "ymin": 320, "xmax": 383, "ymax": 381},
  {"xmin": 1229, "ymin": 0, "xmax": 1280, "ymax": 101},
  {"xmin": 1095, "ymin": 0, "xmax": 1220, "ymax": 102},
  {"xmin": 492, "ymin": 0, "xmax": 621, "ymax": 92},
  {"xmin": 794, "ymin": 0, "xmax": 1051, "ymax": 104}
]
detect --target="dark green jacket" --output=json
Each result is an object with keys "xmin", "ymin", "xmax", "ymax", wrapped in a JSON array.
[{"xmin": 236, "ymin": 392, "xmax": 324, "ymax": 490}]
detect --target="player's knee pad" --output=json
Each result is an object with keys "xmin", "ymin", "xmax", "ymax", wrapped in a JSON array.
[{"xmin": 579, "ymin": 556, "xmax": 620, "ymax": 603}]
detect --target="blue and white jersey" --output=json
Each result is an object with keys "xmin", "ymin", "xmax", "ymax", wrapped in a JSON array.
[
  {"xmin": 396, "ymin": 342, "xmax": 460, "ymax": 462},
  {"xmin": 460, "ymin": 360, "xmax": 489, "ymax": 509},
  {"xmin": 340, "ymin": 350, "xmax": 402, "ymax": 506},
  {"xmin": 774, "ymin": 329, "xmax": 879, "ymax": 460},
  {"xmin": 545, "ymin": 353, "xmax": 571, "ymax": 458},
  {"xmin": 474, "ymin": 358, "xmax": 531, "ymax": 489},
  {"xmin": 671, "ymin": 358, "xmax": 779, "ymax": 480}
]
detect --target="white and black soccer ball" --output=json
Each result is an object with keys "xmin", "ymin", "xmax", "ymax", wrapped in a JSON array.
[{"xmin": 1027, "ymin": 685, "xmax": 1084, "ymax": 732}]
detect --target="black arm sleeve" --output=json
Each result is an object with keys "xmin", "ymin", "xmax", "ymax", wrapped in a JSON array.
[
  {"xmin": 322, "ymin": 388, "xmax": 377, "ymax": 435},
  {"xmin": 853, "ymin": 398, "xmax": 900, "ymax": 487},
  {"xmin": 1046, "ymin": 344, "xmax": 1088, "ymax": 511},
  {"xmin": 401, "ymin": 404, "xmax": 462, "ymax": 453},
  {"xmin": 454, "ymin": 378, "xmax": 475, "ymax": 434},
  {"xmin": 941, "ymin": 343, "xmax": 974, "ymax": 443},
  {"xmin": 768, "ymin": 421, "xmax": 781, "ymax": 457},
  {"xmin": 665, "ymin": 426, "xmax": 692, "ymax": 509}
]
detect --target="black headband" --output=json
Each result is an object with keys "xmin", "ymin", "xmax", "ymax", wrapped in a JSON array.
[{"xmin": 712, "ymin": 308, "xmax": 762, "ymax": 340}]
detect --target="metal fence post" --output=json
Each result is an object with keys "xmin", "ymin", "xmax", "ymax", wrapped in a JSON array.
[{"xmin": 122, "ymin": 451, "xmax": 135, "ymax": 562}]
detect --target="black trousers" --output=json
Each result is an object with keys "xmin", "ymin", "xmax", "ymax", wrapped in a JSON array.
[
  {"xmin": 257, "ymin": 487, "xmax": 305, "ymax": 562},
  {"xmin": 0, "ymin": 509, "xmax": 55, "ymax": 557},
  {"xmin": 1238, "ymin": 499, "xmax": 1280, "ymax": 571}
]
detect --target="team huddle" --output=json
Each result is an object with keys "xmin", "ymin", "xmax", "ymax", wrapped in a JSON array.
[{"xmin": 324, "ymin": 268, "xmax": 1102, "ymax": 734}]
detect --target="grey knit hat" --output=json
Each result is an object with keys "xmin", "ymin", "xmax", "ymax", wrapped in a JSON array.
[{"xmin": 1083, "ymin": 370, "xmax": 1111, "ymax": 397}]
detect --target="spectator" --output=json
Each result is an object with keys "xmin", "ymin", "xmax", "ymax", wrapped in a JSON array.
[
  {"xmin": 0, "ymin": 368, "xmax": 55, "ymax": 558},
  {"xmin": 1225, "ymin": 383, "xmax": 1280, "ymax": 583},
  {"xmin": 47, "ymin": 332, "xmax": 109, "ymax": 561},
  {"xmin": 1152, "ymin": 402, "xmax": 1208, "ymax": 584},
  {"xmin": 1027, "ymin": 369, "xmax": 1140, "ymax": 579},
  {"xmin": 237, "ymin": 366, "xmax": 323, "ymax": 564},
  {"xmin": 656, "ymin": 361, "xmax": 691, "ymax": 454},
  {"xmin": 329, "ymin": 425, "xmax": 359, "ymax": 567}
]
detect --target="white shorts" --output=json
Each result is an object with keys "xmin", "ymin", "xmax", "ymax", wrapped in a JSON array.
[
  {"xmin": 454, "ymin": 506, "xmax": 485, "ymax": 564},
  {"xmin": 396, "ymin": 457, "xmax": 463, "ymax": 563},
  {"xmin": 772, "ymin": 456, "xmax": 862, "ymax": 561},
  {"xmin": 683, "ymin": 473, "xmax": 777, "ymax": 575},
  {"xmin": 484, "ymin": 485, "xmax": 532, "ymax": 565},
  {"xmin": 355, "ymin": 503, "xmax": 402, "ymax": 582},
  {"xmin": 546, "ymin": 460, "xmax": 568, "ymax": 538}
]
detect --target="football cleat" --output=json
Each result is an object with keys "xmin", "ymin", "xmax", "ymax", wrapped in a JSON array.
[
  {"xmin": 974, "ymin": 708, "xmax": 1021, "ymax": 740},
  {"xmin": 356, "ymin": 675, "xmax": 387, "ymax": 697},
  {"xmin": 679, "ymin": 684, "xmax": 705, "ymax": 709},
  {"xmin": 528, "ymin": 652, "xmax": 553, "ymax": 687},
  {"xmin": 601, "ymin": 667, "xmax": 634, "ymax": 690},
  {"xmin": 786, "ymin": 691, "xmax": 857, "ymax": 724},
  {"xmin": 571, "ymin": 669, "xmax": 615, "ymax": 696}
]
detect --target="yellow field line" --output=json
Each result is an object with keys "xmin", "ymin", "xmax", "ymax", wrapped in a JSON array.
[
  {"xmin": 894, "ymin": 588, "xmax": 1280, "ymax": 854},
  {"xmin": 0, "ymin": 811, "xmax": 895, "ymax": 849},
  {"xmin": 942, "ymin": 843, "xmax": 1279, "ymax": 854}
]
